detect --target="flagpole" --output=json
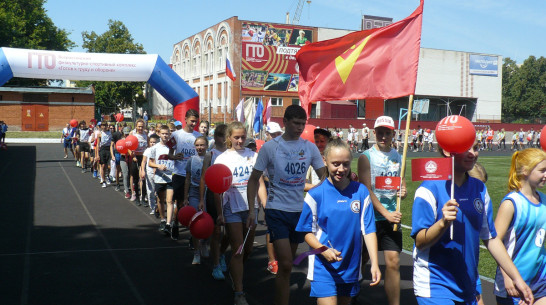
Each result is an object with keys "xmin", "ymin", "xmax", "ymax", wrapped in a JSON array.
[
  {"xmin": 393, "ymin": 94, "xmax": 414, "ymax": 232},
  {"xmin": 450, "ymin": 155, "xmax": 454, "ymax": 239}
]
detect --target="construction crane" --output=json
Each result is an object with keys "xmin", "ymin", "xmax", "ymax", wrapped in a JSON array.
[{"xmin": 286, "ymin": 0, "xmax": 310, "ymax": 25}]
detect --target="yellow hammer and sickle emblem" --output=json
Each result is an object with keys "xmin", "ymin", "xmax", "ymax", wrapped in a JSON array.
[{"xmin": 335, "ymin": 35, "xmax": 372, "ymax": 84}]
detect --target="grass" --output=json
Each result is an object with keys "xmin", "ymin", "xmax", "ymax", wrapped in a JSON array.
[
  {"xmin": 6, "ymin": 131, "xmax": 60, "ymax": 138},
  {"xmin": 351, "ymin": 155, "xmax": 513, "ymax": 279}
]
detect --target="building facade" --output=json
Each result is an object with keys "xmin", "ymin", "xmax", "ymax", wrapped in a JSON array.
[{"xmin": 152, "ymin": 17, "xmax": 502, "ymax": 126}]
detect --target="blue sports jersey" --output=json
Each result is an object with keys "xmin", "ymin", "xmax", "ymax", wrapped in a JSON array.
[
  {"xmin": 411, "ymin": 177, "xmax": 496, "ymax": 302},
  {"xmin": 494, "ymin": 191, "xmax": 546, "ymax": 300},
  {"xmin": 296, "ymin": 179, "xmax": 376, "ymax": 283}
]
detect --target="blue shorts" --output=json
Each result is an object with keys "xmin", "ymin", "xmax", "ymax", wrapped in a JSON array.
[
  {"xmin": 114, "ymin": 152, "xmax": 121, "ymax": 165},
  {"xmin": 310, "ymin": 281, "xmax": 359, "ymax": 298},
  {"xmin": 416, "ymin": 297, "xmax": 477, "ymax": 305},
  {"xmin": 264, "ymin": 209, "xmax": 305, "ymax": 244},
  {"xmin": 223, "ymin": 203, "xmax": 257, "ymax": 224},
  {"xmin": 63, "ymin": 139, "xmax": 72, "ymax": 148},
  {"xmin": 187, "ymin": 187, "xmax": 200, "ymax": 210}
]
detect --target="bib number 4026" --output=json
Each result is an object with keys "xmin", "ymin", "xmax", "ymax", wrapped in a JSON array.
[{"xmin": 285, "ymin": 162, "xmax": 306, "ymax": 175}]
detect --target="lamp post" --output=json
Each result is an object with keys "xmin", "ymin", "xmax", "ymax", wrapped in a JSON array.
[{"xmin": 133, "ymin": 93, "xmax": 138, "ymax": 124}]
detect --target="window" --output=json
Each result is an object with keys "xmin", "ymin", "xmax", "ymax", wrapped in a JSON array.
[
  {"xmin": 217, "ymin": 48, "xmax": 223, "ymax": 70},
  {"xmin": 356, "ymin": 99, "xmax": 366, "ymax": 118},
  {"xmin": 204, "ymin": 53, "xmax": 209, "ymax": 74},
  {"xmin": 292, "ymin": 98, "xmax": 300, "ymax": 106},
  {"xmin": 270, "ymin": 97, "xmax": 283, "ymax": 106}
]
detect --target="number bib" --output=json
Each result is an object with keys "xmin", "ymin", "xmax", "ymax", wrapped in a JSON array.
[{"xmin": 273, "ymin": 140, "xmax": 308, "ymax": 188}]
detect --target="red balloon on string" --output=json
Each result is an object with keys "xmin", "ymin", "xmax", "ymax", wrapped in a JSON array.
[
  {"xmin": 204, "ymin": 164, "xmax": 232, "ymax": 193},
  {"xmin": 189, "ymin": 211, "xmax": 214, "ymax": 239},
  {"xmin": 255, "ymin": 139, "xmax": 265, "ymax": 152},
  {"xmin": 70, "ymin": 119, "xmax": 78, "ymax": 127},
  {"xmin": 301, "ymin": 124, "xmax": 316, "ymax": 142},
  {"xmin": 116, "ymin": 139, "xmax": 128, "ymax": 154},
  {"xmin": 115, "ymin": 113, "xmax": 124, "ymax": 122},
  {"xmin": 178, "ymin": 205, "xmax": 197, "ymax": 227},
  {"xmin": 124, "ymin": 135, "xmax": 139, "ymax": 151},
  {"xmin": 435, "ymin": 115, "xmax": 476, "ymax": 153},
  {"xmin": 540, "ymin": 125, "xmax": 546, "ymax": 151}
]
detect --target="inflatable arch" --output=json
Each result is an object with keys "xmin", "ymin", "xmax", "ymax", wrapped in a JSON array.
[{"xmin": 0, "ymin": 47, "xmax": 199, "ymax": 121}]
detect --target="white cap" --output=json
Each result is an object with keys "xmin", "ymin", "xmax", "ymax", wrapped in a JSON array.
[
  {"xmin": 374, "ymin": 116, "xmax": 395, "ymax": 130},
  {"xmin": 266, "ymin": 122, "xmax": 283, "ymax": 134},
  {"xmin": 362, "ymin": 123, "xmax": 366, "ymax": 126}
]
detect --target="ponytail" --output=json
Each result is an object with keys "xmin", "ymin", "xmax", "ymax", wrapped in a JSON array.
[
  {"xmin": 507, "ymin": 148, "xmax": 546, "ymax": 192},
  {"xmin": 507, "ymin": 151, "xmax": 521, "ymax": 192}
]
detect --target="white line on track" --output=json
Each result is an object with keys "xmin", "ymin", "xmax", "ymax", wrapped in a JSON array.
[{"xmin": 59, "ymin": 162, "xmax": 147, "ymax": 305}]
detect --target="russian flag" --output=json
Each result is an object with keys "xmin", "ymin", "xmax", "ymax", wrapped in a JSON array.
[{"xmin": 226, "ymin": 57, "xmax": 236, "ymax": 81}]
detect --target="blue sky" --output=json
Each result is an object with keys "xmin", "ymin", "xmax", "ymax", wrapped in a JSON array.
[{"xmin": 44, "ymin": 0, "xmax": 545, "ymax": 64}]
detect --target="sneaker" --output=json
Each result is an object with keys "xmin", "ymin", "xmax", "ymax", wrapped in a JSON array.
[
  {"xmin": 125, "ymin": 192, "xmax": 131, "ymax": 199},
  {"xmin": 212, "ymin": 265, "xmax": 225, "ymax": 280},
  {"xmin": 267, "ymin": 261, "xmax": 278, "ymax": 275},
  {"xmin": 81, "ymin": 168, "xmax": 86, "ymax": 173},
  {"xmin": 109, "ymin": 175, "xmax": 116, "ymax": 183},
  {"xmin": 149, "ymin": 209, "xmax": 155, "ymax": 215},
  {"xmin": 114, "ymin": 185, "xmax": 120, "ymax": 192},
  {"xmin": 219, "ymin": 254, "xmax": 228, "ymax": 272},
  {"xmin": 102, "ymin": 182, "xmax": 106, "ymax": 188},
  {"xmin": 234, "ymin": 293, "xmax": 249, "ymax": 305},
  {"xmin": 192, "ymin": 253, "xmax": 201, "ymax": 265},
  {"xmin": 130, "ymin": 194, "xmax": 137, "ymax": 201},
  {"xmin": 159, "ymin": 221, "xmax": 166, "ymax": 232},
  {"xmin": 164, "ymin": 223, "xmax": 172, "ymax": 236},
  {"xmin": 76, "ymin": 161, "xmax": 81, "ymax": 167},
  {"xmin": 136, "ymin": 198, "xmax": 142, "ymax": 206},
  {"xmin": 106, "ymin": 177, "xmax": 111, "ymax": 185},
  {"xmin": 100, "ymin": 178, "xmax": 104, "ymax": 184},
  {"xmin": 171, "ymin": 224, "xmax": 179, "ymax": 240}
]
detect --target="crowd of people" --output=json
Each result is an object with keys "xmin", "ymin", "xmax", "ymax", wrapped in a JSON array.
[{"xmin": 59, "ymin": 106, "xmax": 543, "ymax": 305}]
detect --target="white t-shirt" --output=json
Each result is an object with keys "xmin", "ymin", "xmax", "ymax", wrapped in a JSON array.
[
  {"xmin": 254, "ymin": 136, "xmax": 324, "ymax": 212},
  {"xmin": 143, "ymin": 147, "xmax": 155, "ymax": 177},
  {"xmin": 132, "ymin": 131, "xmax": 148, "ymax": 154},
  {"xmin": 148, "ymin": 143, "xmax": 175, "ymax": 184},
  {"xmin": 215, "ymin": 148, "xmax": 258, "ymax": 213},
  {"xmin": 170, "ymin": 129, "xmax": 202, "ymax": 176}
]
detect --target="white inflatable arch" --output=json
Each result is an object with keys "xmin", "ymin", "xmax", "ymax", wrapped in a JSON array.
[{"xmin": 0, "ymin": 47, "xmax": 199, "ymax": 120}]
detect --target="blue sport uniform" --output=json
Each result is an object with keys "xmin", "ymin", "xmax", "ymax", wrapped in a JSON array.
[
  {"xmin": 494, "ymin": 191, "xmax": 546, "ymax": 304},
  {"xmin": 296, "ymin": 179, "xmax": 376, "ymax": 298},
  {"xmin": 411, "ymin": 177, "xmax": 496, "ymax": 304}
]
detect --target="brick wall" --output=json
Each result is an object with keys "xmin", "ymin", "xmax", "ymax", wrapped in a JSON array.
[
  {"xmin": 49, "ymin": 105, "xmax": 94, "ymax": 131},
  {"xmin": 0, "ymin": 104, "xmax": 22, "ymax": 130}
]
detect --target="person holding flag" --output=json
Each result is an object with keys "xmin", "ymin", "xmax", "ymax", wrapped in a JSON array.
[
  {"xmin": 357, "ymin": 115, "xmax": 406, "ymax": 305},
  {"xmin": 411, "ymin": 140, "xmax": 534, "ymax": 305}
]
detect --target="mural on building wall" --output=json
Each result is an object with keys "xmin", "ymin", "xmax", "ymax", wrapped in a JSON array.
[{"xmin": 241, "ymin": 22, "xmax": 312, "ymax": 93}]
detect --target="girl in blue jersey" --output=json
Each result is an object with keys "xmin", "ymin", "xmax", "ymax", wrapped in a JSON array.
[
  {"xmin": 183, "ymin": 136, "xmax": 208, "ymax": 256},
  {"xmin": 494, "ymin": 148, "xmax": 546, "ymax": 305},
  {"xmin": 296, "ymin": 138, "xmax": 380, "ymax": 305},
  {"xmin": 411, "ymin": 141, "xmax": 534, "ymax": 305}
]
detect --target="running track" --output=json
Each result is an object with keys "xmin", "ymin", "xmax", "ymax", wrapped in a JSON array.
[{"xmin": 0, "ymin": 143, "xmax": 500, "ymax": 305}]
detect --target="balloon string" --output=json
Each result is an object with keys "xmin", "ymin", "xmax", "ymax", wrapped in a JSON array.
[{"xmin": 450, "ymin": 155, "xmax": 454, "ymax": 240}]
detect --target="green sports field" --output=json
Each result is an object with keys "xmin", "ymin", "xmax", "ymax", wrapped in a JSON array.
[{"xmin": 351, "ymin": 155, "xmax": 513, "ymax": 279}]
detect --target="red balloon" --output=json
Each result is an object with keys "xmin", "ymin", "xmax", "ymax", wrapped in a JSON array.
[
  {"xmin": 116, "ymin": 139, "xmax": 128, "ymax": 154},
  {"xmin": 115, "ymin": 113, "xmax": 124, "ymax": 122},
  {"xmin": 435, "ymin": 115, "xmax": 476, "ymax": 153},
  {"xmin": 255, "ymin": 139, "xmax": 265, "ymax": 152},
  {"xmin": 204, "ymin": 164, "xmax": 232, "ymax": 193},
  {"xmin": 70, "ymin": 119, "xmax": 78, "ymax": 128},
  {"xmin": 540, "ymin": 126, "xmax": 546, "ymax": 151},
  {"xmin": 301, "ymin": 124, "xmax": 316, "ymax": 142},
  {"xmin": 178, "ymin": 205, "xmax": 197, "ymax": 227},
  {"xmin": 190, "ymin": 211, "xmax": 214, "ymax": 239},
  {"xmin": 125, "ymin": 135, "xmax": 139, "ymax": 151}
]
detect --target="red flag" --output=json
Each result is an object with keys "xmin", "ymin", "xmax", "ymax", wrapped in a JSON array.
[
  {"xmin": 296, "ymin": 0, "xmax": 423, "ymax": 116},
  {"xmin": 411, "ymin": 158, "xmax": 452, "ymax": 181},
  {"xmin": 375, "ymin": 176, "xmax": 401, "ymax": 190},
  {"xmin": 263, "ymin": 97, "xmax": 272, "ymax": 125}
]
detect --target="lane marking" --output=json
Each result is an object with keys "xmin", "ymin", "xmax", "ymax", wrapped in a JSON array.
[{"xmin": 60, "ymin": 162, "xmax": 146, "ymax": 305}]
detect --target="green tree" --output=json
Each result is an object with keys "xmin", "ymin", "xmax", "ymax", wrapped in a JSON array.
[
  {"xmin": 0, "ymin": 0, "xmax": 75, "ymax": 86},
  {"xmin": 76, "ymin": 20, "xmax": 147, "ymax": 115}
]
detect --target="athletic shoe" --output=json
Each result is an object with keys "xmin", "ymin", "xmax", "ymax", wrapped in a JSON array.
[
  {"xmin": 234, "ymin": 293, "xmax": 249, "ymax": 305},
  {"xmin": 219, "ymin": 254, "xmax": 227, "ymax": 272},
  {"xmin": 64, "ymin": 155, "xmax": 68, "ymax": 159},
  {"xmin": 136, "ymin": 198, "xmax": 142, "ymax": 206},
  {"xmin": 100, "ymin": 178, "xmax": 104, "ymax": 184},
  {"xmin": 164, "ymin": 223, "xmax": 172, "ymax": 236},
  {"xmin": 125, "ymin": 192, "xmax": 131, "ymax": 199},
  {"xmin": 267, "ymin": 261, "xmax": 278, "ymax": 275},
  {"xmin": 93, "ymin": 170, "xmax": 98, "ymax": 178},
  {"xmin": 81, "ymin": 168, "xmax": 86, "ymax": 173},
  {"xmin": 109, "ymin": 175, "xmax": 116, "ymax": 183},
  {"xmin": 212, "ymin": 265, "xmax": 225, "ymax": 280},
  {"xmin": 114, "ymin": 185, "xmax": 120, "ymax": 192},
  {"xmin": 159, "ymin": 221, "xmax": 167, "ymax": 232},
  {"xmin": 76, "ymin": 161, "xmax": 81, "ymax": 167},
  {"xmin": 130, "ymin": 194, "xmax": 137, "ymax": 201},
  {"xmin": 192, "ymin": 253, "xmax": 201, "ymax": 265},
  {"xmin": 106, "ymin": 177, "xmax": 111, "ymax": 185},
  {"xmin": 171, "ymin": 224, "xmax": 179, "ymax": 240},
  {"xmin": 149, "ymin": 209, "xmax": 155, "ymax": 215},
  {"xmin": 102, "ymin": 182, "xmax": 106, "ymax": 188}
]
